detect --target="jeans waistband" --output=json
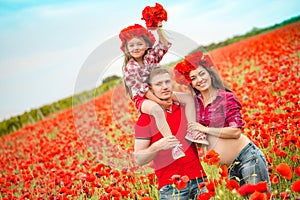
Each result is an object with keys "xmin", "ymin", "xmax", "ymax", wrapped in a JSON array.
[{"xmin": 233, "ymin": 142, "xmax": 256, "ymax": 162}]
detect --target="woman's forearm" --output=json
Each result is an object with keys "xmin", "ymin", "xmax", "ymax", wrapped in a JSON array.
[{"xmin": 189, "ymin": 122, "xmax": 241, "ymax": 139}]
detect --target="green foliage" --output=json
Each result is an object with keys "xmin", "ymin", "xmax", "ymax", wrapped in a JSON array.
[{"xmin": 102, "ymin": 75, "xmax": 121, "ymax": 84}]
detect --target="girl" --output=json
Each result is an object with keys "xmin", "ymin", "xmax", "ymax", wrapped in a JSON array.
[
  {"xmin": 174, "ymin": 51, "xmax": 272, "ymax": 190},
  {"xmin": 119, "ymin": 23, "xmax": 208, "ymax": 160}
]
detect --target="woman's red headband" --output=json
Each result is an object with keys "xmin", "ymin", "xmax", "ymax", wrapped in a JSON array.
[{"xmin": 174, "ymin": 51, "xmax": 214, "ymax": 85}]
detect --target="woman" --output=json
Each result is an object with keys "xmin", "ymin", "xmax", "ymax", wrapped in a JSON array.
[{"xmin": 173, "ymin": 51, "xmax": 272, "ymax": 189}]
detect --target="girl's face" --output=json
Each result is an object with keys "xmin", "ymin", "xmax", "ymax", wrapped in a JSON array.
[
  {"xmin": 189, "ymin": 66, "xmax": 212, "ymax": 92},
  {"xmin": 126, "ymin": 37, "xmax": 148, "ymax": 60}
]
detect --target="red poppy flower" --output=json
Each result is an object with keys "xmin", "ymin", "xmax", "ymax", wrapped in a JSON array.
[
  {"xmin": 270, "ymin": 174, "xmax": 279, "ymax": 184},
  {"xmin": 280, "ymin": 191, "xmax": 290, "ymax": 200},
  {"xmin": 173, "ymin": 51, "xmax": 214, "ymax": 85},
  {"xmin": 226, "ymin": 179, "xmax": 239, "ymax": 191},
  {"xmin": 141, "ymin": 3, "xmax": 167, "ymax": 29},
  {"xmin": 170, "ymin": 175, "xmax": 189, "ymax": 190},
  {"xmin": 174, "ymin": 60, "xmax": 196, "ymax": 85},
  {"xmin": 141, "ymin": 197, "xmax": 153, "ymax": 200},
  {"xmin": 238, "ymin": 183, "xmax": 256, "ymax": 196},
  {"xmin": 206, "ymin": 179, "xmax": 217, "ymax": 195},
  {"xmin": 295, "ymin": 166, "xmax": 300, "ymax": 177},
  {"xmin": 197, "ymin": 192, "xmax": 214, "ymax": 200},
  {"xmin": 275, "ymin": 163, "xmax": 293, "ymax": 180},
  {"xmin": 204, "ymin": 150, "xmax": 220, "ymax": 165},
  {"xmin": 255, "ymin": 181, "xmax": 269, "ymax": 193},
  {"xmin": 219, "ymin": 165, "xmax": 228, "ymax": 180},
  {"xmin": 291, "ymin": 155, "xmax": 300, "ymax": 163},
  {"xmin": 291, "ymin": 179, "xmax": 300, "ymax": 193},
  {"xmin": 249, "ymin": 191, "xmax": 268, "ymax": 200},
  {"xmin": 109, "ymin": 189, "xmax": 122, "ymax": 199},
  {"xmin": 185, "ymin": 51, "xmax": 214, "ymax": 68}
]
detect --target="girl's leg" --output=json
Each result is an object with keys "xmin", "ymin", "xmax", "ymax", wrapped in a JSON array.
[
  {"xmin": 141, "ymin": 99, "xmax": 185, "ymax": 159},
  {"xmin": 141, "ymin": 99, "xmax": 172, "ymax": 137},
  {"xmin": 173, "ymin": 92, "xmax": 196, "ymax": 121},
  {"xmin": 173, "ymin": 92, "xmax": 208, "ymax": 145}
]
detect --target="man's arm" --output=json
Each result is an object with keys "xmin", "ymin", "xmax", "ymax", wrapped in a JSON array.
[{"xmin": 134, "ymin": 136, "xmax": 180, "ymax": 166}]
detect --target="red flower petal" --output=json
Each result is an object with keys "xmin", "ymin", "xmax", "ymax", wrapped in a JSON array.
[
  {"xmin": 255, "ymin": 181, "xmax": 269, "ymax": 193},
  {"xmin": 238, "ymin": 183, "xmax": 256, "ymax": 197},
  {"xmin": 204, "ymin": 150, "xmax": 220, "ymax": 165},
  {"xmin": 226, "ymin": 179, "xmax": 239, "ymax": 191},
  {"xmin": 275, "ymin": 163, "xmax": 293, "ymax": 180},
  {"xmin": 291, "ymin": 179, "xmax": 300, "ymax": 193},
  {"xmin": 249, "ymin": 191, "xmax": 267, "ymax": 200}
]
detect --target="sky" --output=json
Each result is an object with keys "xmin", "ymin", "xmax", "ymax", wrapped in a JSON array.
[{"xmin": 0, "ymin": 0, "xmax": 299, "ymax": 121}]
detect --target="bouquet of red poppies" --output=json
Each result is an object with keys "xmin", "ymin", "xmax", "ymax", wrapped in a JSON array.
[{"xmin": 141, "ymin": 3, "xmax": 167, "ymax": 29}]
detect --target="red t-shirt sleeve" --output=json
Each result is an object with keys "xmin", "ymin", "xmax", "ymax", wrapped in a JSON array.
[{"xmin": 135, "ymin": 114, "xmax": 152, "ymax": 139}]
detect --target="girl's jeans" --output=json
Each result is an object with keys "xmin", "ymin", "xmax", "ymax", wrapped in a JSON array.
[
  {"xmin": 228, "ymin": 142, "xmax": 272, "ymax": 192},
  {"xmin": 159, "ymin": 178, "xmax": 206, "ymax": 200}
]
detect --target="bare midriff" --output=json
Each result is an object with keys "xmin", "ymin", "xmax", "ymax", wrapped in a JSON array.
[{"xmin": 207, "ymin": 134, "xmax": 251, "ymax": 166}]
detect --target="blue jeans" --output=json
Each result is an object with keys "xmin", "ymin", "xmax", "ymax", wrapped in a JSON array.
[
  {"xmin": 159, "ymin": 178, "xmax": 206, "ymax": 200},
  {"xmin": 228, "ymin": 142, "xmax": 272, "ymax": 191}
]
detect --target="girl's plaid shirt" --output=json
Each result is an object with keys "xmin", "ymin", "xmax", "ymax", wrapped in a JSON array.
[{"xmin": 123, "ymin": 41, "xmax": 171, "ymax": 98}]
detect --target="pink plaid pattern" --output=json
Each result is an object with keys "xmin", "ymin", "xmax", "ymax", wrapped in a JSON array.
[
  {"xmin": 195, "ymin": 89, "xmax": 244, "ymax": 128},
  {"xmin": 123, "ymin": 41, "xmax": 171, "ymax": 98}
]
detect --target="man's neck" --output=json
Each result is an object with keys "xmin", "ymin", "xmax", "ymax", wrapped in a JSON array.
[{"xmin": 162, "ymin": 98, "xmax": 173, "ymax": 111}]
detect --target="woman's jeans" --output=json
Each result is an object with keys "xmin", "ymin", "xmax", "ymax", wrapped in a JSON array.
[
  {"xmin": 228, "ymin": 142, "xmax": 272, "ymax": 191},
  {"xmin": 159, "ymin": 177, "xmax": 206, "ymax": 200}
]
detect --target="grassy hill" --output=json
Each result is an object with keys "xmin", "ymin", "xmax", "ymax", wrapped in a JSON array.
[{"xmin": 0, "ymin": 15, "xmax": 299, "ymax": 137}]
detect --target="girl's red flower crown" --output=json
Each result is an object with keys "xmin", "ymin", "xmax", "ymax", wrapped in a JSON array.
[
  {"xmin": 174, "ymin": 51, "xmax": 214, "ymax": 85},
  {"xmin": 141, "ymin": 3, "xmax": 167, "ymax": 29},
  {"xmin": 119, "ymin": 24, "xmax": 156, "ymax": 52}
]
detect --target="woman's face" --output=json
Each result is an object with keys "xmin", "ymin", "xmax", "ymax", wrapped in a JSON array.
[
  {"xmin": 126, "ymin": 37, "xmax": 148, "ymax": 60},
  {"xmin": 189, "ymin": 66, "xmax": 212, "ymax": 92}
]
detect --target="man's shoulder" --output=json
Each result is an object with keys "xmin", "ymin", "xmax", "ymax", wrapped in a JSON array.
[{"xmin": 136, "ymin": 113, "xmax": 153, "ymax": 127}]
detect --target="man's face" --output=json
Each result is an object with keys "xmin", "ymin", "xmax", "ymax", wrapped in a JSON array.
[{"xmin": 150, "ymin": 73, "xmax": 173, "ymax": 100}]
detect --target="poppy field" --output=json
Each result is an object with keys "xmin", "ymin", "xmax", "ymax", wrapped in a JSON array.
[{"xmin": 0, "ymin": 22, "xmax": 299, "ymax": 199}]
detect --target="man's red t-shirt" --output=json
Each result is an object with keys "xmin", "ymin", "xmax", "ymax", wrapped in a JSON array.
[{"xmin": 135, "ymin": 102, "xmax": 206, "ymax": 189}]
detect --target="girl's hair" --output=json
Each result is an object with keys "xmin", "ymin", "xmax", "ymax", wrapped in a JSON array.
[
  {"xmin": 190, "ymin": 65, "xmax": 232, "ymax": 95},
  {"xmin": 121, "ymin": 35, "xmax": 154, "ymax": 99}
]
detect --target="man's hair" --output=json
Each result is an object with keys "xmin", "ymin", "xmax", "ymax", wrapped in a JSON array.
[{"xmin": 147, "ymin": 67, "xmax": 170, "ymax": 85}]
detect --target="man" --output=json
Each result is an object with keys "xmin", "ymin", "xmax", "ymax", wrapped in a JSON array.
[{"xmin": 133, "ymin": 67, "xmax": 206, "ymax": 199}]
